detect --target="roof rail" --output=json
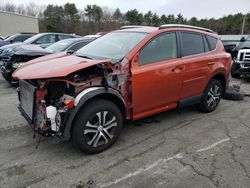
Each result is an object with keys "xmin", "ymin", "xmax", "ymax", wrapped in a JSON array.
[
  {"xmin": 159, "ymin": 24, "xmax": 214, "ymax": 33},
  {"xmin": 120, "ymin": 25, "xmax": 155, "ymax": 30}
]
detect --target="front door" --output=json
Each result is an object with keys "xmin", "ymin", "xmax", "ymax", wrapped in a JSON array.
[{"xmin": 131, "ymin": 32, "xmax": 183, "ymax": 120}]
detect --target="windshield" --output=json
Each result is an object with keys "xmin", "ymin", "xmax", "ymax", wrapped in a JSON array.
[
  {"xmin": 75, "ymin": 32, "xmax": 148, "ymax": 62},
  {"xmin": 45, "ymin": 39, "xmax": 75, "ymax": 53},
  {"xmin": 5, "ymin": 34, "xmax": 17, "ymax": 42}
]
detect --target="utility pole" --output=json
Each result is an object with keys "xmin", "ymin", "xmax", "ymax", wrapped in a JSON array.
[{"xmin": 241, "ymin": 14, "xmax": 246, "ymax": 35}]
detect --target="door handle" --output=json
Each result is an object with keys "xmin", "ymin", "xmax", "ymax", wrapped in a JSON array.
[{"xmin": 171, "ymin": 66, "xmax": 184, "ymax": 72}]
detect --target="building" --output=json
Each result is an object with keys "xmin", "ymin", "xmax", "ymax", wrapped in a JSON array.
[{"xmin": 0, "ymin": 10, "xmax": 38, "ymax": 37}]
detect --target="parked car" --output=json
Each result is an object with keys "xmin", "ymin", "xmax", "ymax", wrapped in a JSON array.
[
  {"xmin": 13, "ymin": 24, "xmax": 231, "ymax": 153},
  {"xmin": 221, "ymin": 41, "xmax": 237, "ymax": 54},
  {"xmin": 0, "ymin": 32, "xmax": 79, "ymax": 61},
  {"xmin": 1, "ymin": 37, "xmax": 96, "ymax": 84},
  {"xmin": 231, "ymin": 49, "xmax": 250, "ymax": 78},
  {"xmin": 231, "ymin": 36, "xmax": 250, "ymax": 60},
  {"xmin": 0, "ymin": 32, "xmax": 36, "ymax": 47}
]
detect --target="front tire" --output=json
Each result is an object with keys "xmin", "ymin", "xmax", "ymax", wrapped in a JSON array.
[
  {"xmin": 72, "ymin": 99, "xmax": 123, "ymax": 154},
  {"xmin": 197, "ymin": 79, "xmax": 222, "ymax": 113}
]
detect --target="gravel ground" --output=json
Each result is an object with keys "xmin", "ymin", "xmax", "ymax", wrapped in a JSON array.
[{"xmin": 0, "ymin": 76, "xmax": 250, "ymax": 188}]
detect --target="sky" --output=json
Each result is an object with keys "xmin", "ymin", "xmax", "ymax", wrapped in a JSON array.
[{"xmin": 2, "ymin": 0, "xmax": 250, "ymax": 19}]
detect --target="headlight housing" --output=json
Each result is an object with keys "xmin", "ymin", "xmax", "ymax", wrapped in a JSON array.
[
  {"xmin": 12, "ymin": 62, "xmax": 24, "ymax": 69},
  {"xmin": 3, "ymin": 48, "xmax": 15, "ymax": 56}
]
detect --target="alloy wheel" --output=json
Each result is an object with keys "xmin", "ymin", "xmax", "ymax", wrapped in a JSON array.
[
  {"xmin": 83, "ymin": 111, "xmax": 117, "ymax": 148},
  {"xmin": 207, "ymin": 84, "xmax": 221, "ymax": 109}
]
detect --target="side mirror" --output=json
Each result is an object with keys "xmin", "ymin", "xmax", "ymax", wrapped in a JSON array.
[
  {"xmin": 9, "ymin": 39, "xmax": 14, "ymax": 43},
  {"xmin": 240, "ymin": 37, "xmax": 246, "ymax": 42}
]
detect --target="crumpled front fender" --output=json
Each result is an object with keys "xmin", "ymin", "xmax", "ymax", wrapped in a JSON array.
[{"xmin": 62, "ymin": 87, "xmax": 125, "ymax": 140}]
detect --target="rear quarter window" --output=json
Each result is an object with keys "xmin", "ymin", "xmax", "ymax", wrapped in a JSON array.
[{"xmin": 206, "ymin": 36, "xmax": 217, "ymax": 50}]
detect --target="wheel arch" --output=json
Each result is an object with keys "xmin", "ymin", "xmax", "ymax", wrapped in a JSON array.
[
  {"xmin": 208, "ymin": 72, "xmax": 227, "ymax": 94},
  {"xmin": 62, "ymin": 87, "xmax": 126, "ymax": 140}
]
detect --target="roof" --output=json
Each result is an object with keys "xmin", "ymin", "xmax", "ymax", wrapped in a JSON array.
[
  {"xmin": 117, "ymin": 26, "xmax": 158, "ymax": 33},
  {"xmin": 0, "ymin": 10, "xmax": 37, "ymax": 20}
]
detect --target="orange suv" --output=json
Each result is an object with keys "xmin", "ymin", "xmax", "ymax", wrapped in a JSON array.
[{"xmin": 13, "ymin": 24, "xmax": 231, "ymax": 153}]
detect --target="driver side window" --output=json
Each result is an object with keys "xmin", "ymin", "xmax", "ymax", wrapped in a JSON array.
[{"xmin": 139, "ymin": 32, "xmax": 177, "ymax": 65}]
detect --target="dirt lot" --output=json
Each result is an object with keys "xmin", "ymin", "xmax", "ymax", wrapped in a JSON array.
[{"xmin": 0, "ymin": 76, "xmax": 250, "ymax": 188}]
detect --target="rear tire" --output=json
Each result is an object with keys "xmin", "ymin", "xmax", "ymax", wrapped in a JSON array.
[
  {"xmin": 197, "ymin": 79, "xmax": 222, "ymax": 113},
  {"xmin": 72, "ymin": 99, "xmax": 123, "ymax": 154}
]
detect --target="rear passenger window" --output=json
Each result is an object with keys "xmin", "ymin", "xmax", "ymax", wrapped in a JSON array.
[
  {"xmin": 139, "ymin": 32, "xmax": 177, "ymax": 65},
  {"xmin": 181, "ymin": 32, "xmax": 204, "ymax": 56},
  {"xmin": 206, "ymin": 36, "xmax": 217, "ymax": 50}
]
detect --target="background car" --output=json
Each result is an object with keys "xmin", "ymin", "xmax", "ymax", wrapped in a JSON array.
[
  {"xmin": 231, "ymin": 49, "xmax": 250, "ymax": 78},
  {"xmin": 0, "ymin": 32, "xmax": 80, "ymax": 61},
  {"xmin": 1, "ymin": 37, "xmax": 95, "ymax": 84},
  {"xmin": 231, "ymin": 36, "xmax": 250, "ymax": 60},
  {"xmin": 0, "ymin": 32, "xmax": 36, "ymax": 47}
]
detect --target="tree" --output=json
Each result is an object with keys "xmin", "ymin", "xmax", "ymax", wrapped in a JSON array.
[
  {"xmin": 189, "ymin": 17, "xmax": 199, "ymax": 26},
  {"xmin": 84, "ymin": 4, "xmax": 103, "ymax": 23},
  {"xmin": 92, "ymin": 5, "xmax": 103, "ymax": 23},
  {"xmin": 1, "ymin": 1, "xmax": 249, "ymax": 35},
  {"xmin": 64, "ymin": 3, "xmax": 80, "ymax": 23},
  {"xmin": 113, "ymin": 8, "xmax": 123, "ymax": 23},
  {"xmin": 84, "ymin": 5, "xmax": 93, "ymax": 22},
  {"xmin": 125, "ymin": 9, "xmax": 143, "ymax": 25},
  {"xmin": 167, "ymin": 14, "xmax": 175, "ymax": 24},
  {"xmin": 152, "ymin": 13, "xmax": 160, "ymax": 26},
  {"xmin": 144, "ymin": 11, "xmax": 153, "ymax": 25},
  {"xmin": 176, "ymin": 13, "xmax": 185, "ymax": 24},
  {"xmin": 43, "ymin": 5, "xmax": 64, "ymax": 32},
  {"xmin": 160, "ymin": 14, "xmax": 168, "ymax": 25},
  {"xmin": 4, "ymin": 2, "xmax": 15, "ymax": 13}
]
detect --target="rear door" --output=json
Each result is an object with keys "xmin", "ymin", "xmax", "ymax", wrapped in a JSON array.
[
  {"xmin": 131, "ymin": 32, "xmax": 183, "ymax": 119},
  {"xmin": 179, "ymin": 31, "xmax": 211, "ymax": 99}
]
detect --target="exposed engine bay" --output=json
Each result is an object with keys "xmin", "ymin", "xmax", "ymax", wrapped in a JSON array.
[{"xmin": 18, "ymin": 62, "xmax": 130, "ymax": 138}]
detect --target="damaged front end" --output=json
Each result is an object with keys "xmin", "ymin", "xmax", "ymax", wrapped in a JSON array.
[
  {"xmin": 18, "ymin": 79, "xmax": 75, "ymax": 137},
  {"xmin": 17, "ymin": 61, "xmax": 130, "ymax": 138}
]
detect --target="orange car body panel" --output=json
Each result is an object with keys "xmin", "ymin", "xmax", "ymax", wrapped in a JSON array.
[
  {"xmin": 12, "ymin": 54, "xmax": 109, "ymax": 80},
  {"xmin": 14, "ymin": 27, "xmax": 231, "ymax": 121},
  {"xmin": 126, "ymin": 28, "xmax": 231, "ymax": 120}
]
